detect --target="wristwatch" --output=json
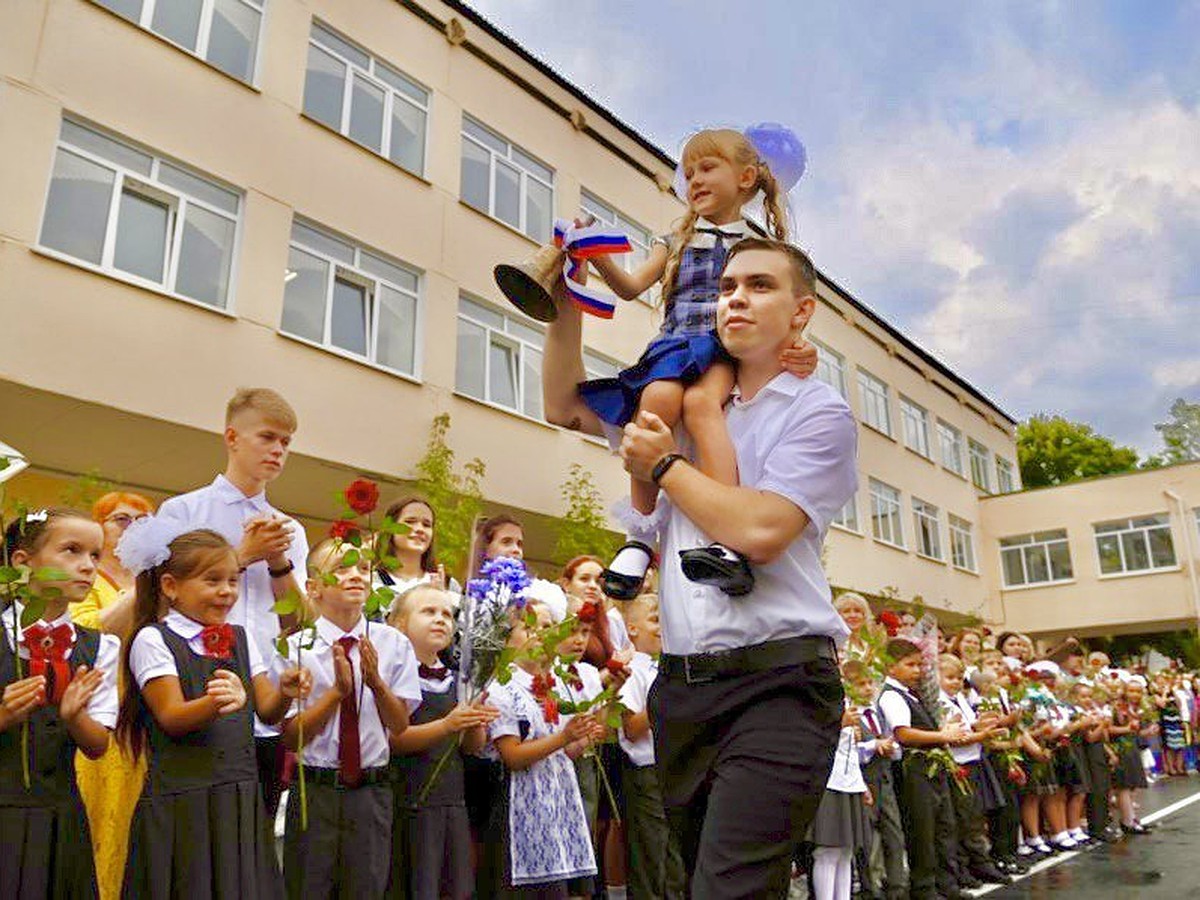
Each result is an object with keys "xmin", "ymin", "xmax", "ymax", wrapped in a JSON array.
[
  {"xmin": 267, "ymin": 560, "xmax": 295, "ymax": 578},
  {"xmin": 651, "ymin": 453, "xmax": 687, "ymax": 485}
]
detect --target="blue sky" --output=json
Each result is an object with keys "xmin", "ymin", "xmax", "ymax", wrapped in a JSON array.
[{"xmin": 467, "ymin": 0, "xmax": 1200, "ymax": 454}]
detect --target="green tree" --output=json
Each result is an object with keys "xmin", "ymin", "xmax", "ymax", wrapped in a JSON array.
[
  {"xmin": 1016, "ymin": 415, "xmax": 1139, "ymax": 488},
  {"xmin": 553, "ymin": 463, "xmax": 622, "ymax": 564},
  {"xmin": 1153, "ymin": 398, "xmax": 1200, "ymax": 464},
  {"xmin": 413, "ymin": 414, "xmax": 485, "ymax": 582}
]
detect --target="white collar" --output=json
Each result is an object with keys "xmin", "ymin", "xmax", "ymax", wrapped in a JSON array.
[
  {"xmin": 885, "ymin": 676, "xmax": 918, "ymax": 699},
  {"xmin": 164, "ymin": 609, "xmax": 208, "ymax": 639},
  {"xmin": 212, "ymin": 474, "xmax": 271, "ymax": 512},
  {"xmin": 696, "ymin": 217, "xmax": 750, "ymax": 236},
  {"xmin": 316, "ymin": 615, "xmax": 366, "ymax": 646},
  {"xmin": 3, "ymin": 603, "xmax": 75, "ymax": 642},
  {"xmin": 729, "ymin": 371, "xmax": 807, "ymax": 408},
  {"xmin": 507, "ymin": 665, "xmax": 535, "ymax": 691}
]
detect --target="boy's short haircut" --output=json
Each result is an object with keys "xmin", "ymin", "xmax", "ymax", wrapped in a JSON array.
[
  {"xmin": 886, "ymin": 638, "xmax": 922, "ymax": 662},
  {"xmin": 307, "ymin": 538, "xmax": 350, "ymax": 575},
  {"xmin": 226, "ymin": 387, "xmax": 298, "ymax": 431},
  {"xmin": 620, "ymin": 592, "xmax": 659, "ymax": 625},
  {"xmin": 939, "ymin": 653, "xmax": 965, "ymax": 673},
  {"xmin": 723, "ymin": 237, "xmax": 817, "ymax": 295},
  {"xmin": 840, "ymin": 658, "xmax": 868, "ymax": 681}
]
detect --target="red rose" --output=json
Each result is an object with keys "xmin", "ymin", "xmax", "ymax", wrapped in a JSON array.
[
  {"xmin": 542, "ymin": 696, "xmax": 560, "ymax": 725},
  {"xmin": 605, "ymin": 659, "xmax": 627, "ymax": 676},
  {"xmin": 531, "ymin": 673, "xmax": 551, "ymax": 699},
  {"xmin": 344, "ymin": 479, "xmax": 380, "ymax": 515},
  {"xmin": 329, "ymin": 519, "xmax": 358, "ymax": 541},
  {"xmin": 577, "ymin": 601, "xmax": 600, "ymax": 624}
]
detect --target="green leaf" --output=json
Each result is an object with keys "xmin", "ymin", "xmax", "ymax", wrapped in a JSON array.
[
  {"xmin": 558, "ymin": 700, "xmax": 578, "ymax": 715},
  {"xmin": 379, "ymin": 556, "xmax": 399, "ymax": 570},
  {"xmin": 0, "ymin": 566, "xmax": 21, "ymax": 585},
  {"xmin": 340, "ymin": 549, "xmax": 360, "ymax": 568},
  {"xmin": 272, "ymin": 595, "xmax": 299, "ymax": 616},
  {"xmin": 20, "ymin": 595, "xmax": 48, "ymax": 627},
  {"xmin": 347, "ymin": 530, "xmax": 363, "ymax": 549},
  {"xmin": 606, "ymin": 706, "xmax": 623, "ymax": 729},
  {"xmin": 275, "ymin": 636, "xmax": 291, "ymax": 659},
  {"xmin": 31, "ymin": 567, "xmax": 71, "ymax": 583},
  {"xmin": 322, "ymin": 573, "xmax": 338, "ymax": 586}
]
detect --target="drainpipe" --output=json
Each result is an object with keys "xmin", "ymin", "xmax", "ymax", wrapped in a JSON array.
[{"xmin": 1164, "ymin": 489, "xmax": 1200, "ymax": 636}]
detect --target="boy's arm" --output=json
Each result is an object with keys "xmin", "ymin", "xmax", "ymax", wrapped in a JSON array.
[{"xmin": 622, "ymin": 708, "xmax": 651, "ymax": 742}]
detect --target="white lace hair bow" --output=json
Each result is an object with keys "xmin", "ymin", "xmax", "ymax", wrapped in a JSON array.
[{"xmin": 116, "ymin": 515, "xmax": 194, "ymax": 575}]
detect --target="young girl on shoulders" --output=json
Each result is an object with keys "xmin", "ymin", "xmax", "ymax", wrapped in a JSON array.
[
  {"xmin": 547, "ymin": 128, "xmax": 817, "ymax": 599},
  {"xmin": 1, "ymin": 508, "xmax": 118, "ymax": 899},
  {"xmin": 116, "ymin": 526, "xmax": 310, "ymax": 899},
  {"xmin": 387, "ymin": 585, "xmax": 497, "ymax": 900}
]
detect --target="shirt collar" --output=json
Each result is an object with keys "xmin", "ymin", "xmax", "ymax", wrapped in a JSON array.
[
  {"xmin": 316, "ymin": 614, "xmax": 366, "ymax": 646},
  {"xmin": 3, "ymin": 604, "xmax": 76, "ymax": 646},
  {"xmin": 507, "ymin": 665, "xmax": 535, "ymax": 691},
  {"xmin": 729, "ymin": 371, "xmax": 806, "ymax": 408},
  {"xmin": 690, "ymin": 217, "xmax": 751, "ymax": 249},
  {"xmin": 885, "ymin": 676, "xmax": 917, "ymax": 698},
  {"xmin": 212, "ymin": 474, "xmax": 271, "ymax": 512},
  {"xmin": 164, "ymin": 609, "xmax": 205, "ymax": 640}
]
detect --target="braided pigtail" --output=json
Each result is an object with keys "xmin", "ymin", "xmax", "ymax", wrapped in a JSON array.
[
  {"xmin": 660, "ymin": 207, "xmax": 700, "ymax": 305},
  {"xmin": 757, "ymin": 164, "xmax": 790, "ymax": 243}
]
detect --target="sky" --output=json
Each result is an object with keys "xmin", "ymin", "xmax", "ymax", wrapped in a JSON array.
[{"xmin": 466, "ymin": 0, "xmax": 1200, "ymax": 455}]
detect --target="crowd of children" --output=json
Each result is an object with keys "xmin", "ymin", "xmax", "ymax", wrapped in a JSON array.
[{"xmin": 816, "ymin": 591, "xmax": 1196, "ymax": 900}]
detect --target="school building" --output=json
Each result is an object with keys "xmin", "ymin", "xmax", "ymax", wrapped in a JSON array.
[{"xmin": 2, "ymin": 0, "xmax": 1198, "ymax": 642}]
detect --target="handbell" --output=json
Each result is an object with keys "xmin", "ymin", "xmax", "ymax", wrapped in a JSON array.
[{"xmin": 493, "ymin": 243, "xmax": 565, "ymax": 323}]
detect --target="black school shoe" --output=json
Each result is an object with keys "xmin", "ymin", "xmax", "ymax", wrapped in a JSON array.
[
  {"xmin": 679, "ymin": 543, "xmax": 755, "ymax": 596},
  {"xmin": 600, "ymin": 541, "xmax": 655, "ymax": 601}
]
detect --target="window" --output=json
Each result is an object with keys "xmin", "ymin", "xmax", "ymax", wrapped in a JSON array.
[
  {"xmin": 303, "ymin": 22, "xmax": 429, "ymax": 176},
  {"xmin": 949, "ymin": 515, "xmax": 976, "ymax": 572},
  {"xmin": 938, "ymin": 420, "xmax": 965, "ymax": 476},
  {"xmin": 999, "ymin": 530, "xmax": 1073, "ymax": 587},
  {"xmin": 900, "ymin": 397, "xmax": 931, "ymax": 458},
  {"xmin": 92, "ymin": 0, "xmax": 263, "ymax": 82},
  {"xmin": 869, "ymin": 479, "xmax": 904, "ymax": 548},
  {"xmin": 461, "ymin": 116, "xmax": 554, "ymax": 242},
  {"xmin": 832, "ymin": 492, "xmax": 859, "ymax": 532},
  {"xmin": 281, "ymin": 219, "xmax": 420, "ymax": 375},
  {"xmin": 968, "ymin": 439, "xmax": 992, "ymax": 492},
  {"xmin": 579, "ymin": 190, "xmax": 651, "ymax": 274},
  {"xmin": 857, "ymin": 370, "xmax": 891, "ymax": 436},
  {"xmin": 996, "ymin": 457, "xmax": 1016, "ymax": 493},
  {"xmin": 39, "ymin": 118, "xmax": 240, "ymax": 309},
  {"xmin": 812, "ymin": 339, "xmax": 848, "ymax": 399},
  {"xmin": 456, "ymin": 296, "xmax": 546, "ymax": 419},
  {"xmin": 583, "ymin": 349, "xmax": 621, "ymax": 382},
  {"xmin": 1094, "ymin": 515, "xmax": 1177, "ymax": 575},
  {"xmin": 912, "ymin": 497, "xmax": 943, "ymax": 560}
]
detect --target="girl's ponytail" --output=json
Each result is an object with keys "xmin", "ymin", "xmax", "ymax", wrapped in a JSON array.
[
  {"xmin": 116, "ymin": 566, "xmax": 168, "ymax": 760},
  {"xmin": 757, "ymin": 164, "xmax": 789, "ymax": 243},
  {"xmin": 661, "ymin": 207, "xmax": 700, "ymax": 304}
]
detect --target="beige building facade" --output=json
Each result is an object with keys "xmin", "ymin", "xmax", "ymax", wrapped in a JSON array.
[{"xmin": 1, "ymin": 0, "xmax": 1191, "ymax": 641}]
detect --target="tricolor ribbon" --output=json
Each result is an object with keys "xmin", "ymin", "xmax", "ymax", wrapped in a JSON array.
[{"xmin": 552, "ymin": 218, "xmax": 632, "ymax": 320}]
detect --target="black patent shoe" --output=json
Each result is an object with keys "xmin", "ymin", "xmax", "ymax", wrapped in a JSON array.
[
  {"xmin": 1122, "ymin": 823, "xmax": 1152, "ymax": 836},
  {"xmin": 679, "ymin": 543, "xmax": 755, "ymax": 596},
  {"xmin": 600, "ymin": 541, "xmax": 655, "ymax": 600}
]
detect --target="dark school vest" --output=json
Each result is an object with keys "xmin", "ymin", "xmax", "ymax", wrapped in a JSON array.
[
  {"xmin": 0, "ymin": 624, "xmax": 100, "ymax": 804},
  {"xmin": 392, "ymin": 683, "xmax": 464, "ymax": 808},
  {"xmin": 141, "ymin": 623, "xmax": 258, "ymax": 795}
]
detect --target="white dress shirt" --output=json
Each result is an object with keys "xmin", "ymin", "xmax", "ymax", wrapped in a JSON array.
[
  {"xmin": 826, "ymin": 725, "xmax": 867, "ymax": 793},
  {"xmin": 129, "ymin": 610, "xmax": 268, "ymax": 689},
  {"xmin": 272, "ymin": 616, "xmax": 421, "ymax": 769},
  {"xmin": 153, "ymin": 475, "xmax": 309, "ymax": 736},
  {"xmin": 607, "ymin": 608, "xmax": 631, "ymax": 653},
  {"xmin": 940, "ymin": 690, "xmax": 982, "ymax": 764},
  {"xmin": 658, "ymin": 373, "xmax": 858, "ymax": 655},
  {"xmin": 617, "ymin": 651, "xmax": 658, "ymax": 768},
  {"xmin": 3, "ymin": 604, "xmax": 119, "ymax": 729},
  {"xmin": 877, "ymin": 677, "xmax": 917, "ymax": 739},
  {"xmin": 650, "ymin": 217, "xmax": 753, "ymax": 252}
]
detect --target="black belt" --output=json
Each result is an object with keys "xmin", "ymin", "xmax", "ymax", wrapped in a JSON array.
[
  {"xmin": 660, "ymin": 635, "xmax": 836, "ymax": 685},
  {"xmin": 304, "ymin": 766, "xmax": 390, "ymax": 788}
]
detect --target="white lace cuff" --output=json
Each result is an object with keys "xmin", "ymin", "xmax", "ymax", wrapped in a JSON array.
[{"xmin": 611, "ymin": 495, "xmax": 671, "ymax": 545}]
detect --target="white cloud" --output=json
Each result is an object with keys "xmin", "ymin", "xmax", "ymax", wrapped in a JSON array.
[{"xmin": 1154, "ymin": 360, "xmax": 1200, "ymax": 389}]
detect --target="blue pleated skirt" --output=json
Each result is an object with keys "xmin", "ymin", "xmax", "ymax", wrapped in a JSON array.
[{"xmin": 578, "ymin": 331, "xmax": 727, "ymax": 427}]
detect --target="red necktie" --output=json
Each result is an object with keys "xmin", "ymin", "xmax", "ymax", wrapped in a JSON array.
[
  {"xmin": 198, "ymin": 624, "xmax": 235, "ymax": 659},
  {"xmin": 24, "ymin": 622, "xmax": 73, "ymax": 704},
  {"xmin": 336, "ymin": 636, "xmax": 362, "ymax": 787}
]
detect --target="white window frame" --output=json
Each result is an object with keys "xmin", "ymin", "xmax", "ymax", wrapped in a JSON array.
[
  {"xmin": 461, "ymin": 115, "xmax": 555, "ymax": 242},
  {"xmin": 948, "ymin": 514, "xmax": 977, "ymax": 573},
  {"xmin": 304, "ymin": 21, "xmax": 431, "ymax": 177},
  {"xmin": 281, "ymin": 218, "xmax": 423, "ymax": 379},
  {"xmin": 869, "ymin": 478, "xmax": 905, "ymax": 549},
  {"xmin": 831, "ymin": 491, "xmax": 860, "ymax": 534},
  {"xmin": 912, "ymin": 497, "xmax": 943, "ymax": 561},
  {"xmin": 968, "ymin": 439, "xmax": 993, "ymax": 493},
  {"xmin": 938, "ymin": 420, "xmax": 966, "ymax": 477},
  {"xmin": 857, "ymin": 369, "xmax": 892, "ymax": 437},
  {"xmin": 455, "ymin": 296, "xmax": 548, "ymax": 421},
  {"xmin": 36, "ymin": 117, "xmax": 242, "ymax": 313},
  {"xmin": 1093, "ymin": 514, "xmax": 1178, "ymax": 577},
  {"xmin": 999, "ymin": 530, "xmax": 1074, "ymax": 588},
  {"xmin": 812, "ymin": 338, "xmax": 848, "ymax": 399},
  {"xmin": 996, "ymin": 456, "xmax": 1016, "ymax": 493},
  {"xmin": 900, "ymin": 396, "xmax": 932, "ymax": 459},
  {"xmin": 91, "ymin": 0, "xmax": 265, "ymax": 84}
]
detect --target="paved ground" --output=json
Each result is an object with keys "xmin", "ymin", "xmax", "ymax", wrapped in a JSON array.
[{"xmin": 982, "ymin": 776, "xmax": 1200, "ymax": 900}]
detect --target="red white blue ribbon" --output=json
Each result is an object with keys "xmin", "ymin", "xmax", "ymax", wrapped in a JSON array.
[{"xmin": 552, "ymin": 219, "xmax": 631, "ymax": 319}]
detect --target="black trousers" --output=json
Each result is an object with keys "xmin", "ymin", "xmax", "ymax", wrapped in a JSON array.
[
  {"xmin": 256, "ymin": 734, "xmax": 285, "ymax": 819},
  {"xmin": 1084, "ymin": 741, "xmax": 1112, "ymax": 836},
  {"xmin": 894, "ymin": 758, "xmax": 959, "ymax": 900},
  {"xmin": 283, "ymin": 781, "xmax": 392, "ymax": 898},
  {"xmin": 648, "ymin": 655, "xmax": 843, "ymax": 899},
  {"xmin": 985, "ymin": 753, "xmax": 1021, "ymax": 860}
]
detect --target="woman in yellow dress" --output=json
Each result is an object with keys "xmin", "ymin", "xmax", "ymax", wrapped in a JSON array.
[{"xmin": 70, "ymin": 491, "xmax": 154, "ymax": 900}]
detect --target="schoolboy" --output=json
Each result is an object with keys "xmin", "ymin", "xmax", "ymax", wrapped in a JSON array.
[
  {"xmin": 877, "ymin": 639, "xmax": 972, "ymax": 900},
  {"xmin": 618, "ymin": 594, "xmax": 684, "ymax": 900},
  {"xmin": 278, "ymin": 539, "xmax": 422, "ymax": 898},
  {"xmin": 150, "ymin": 387, "xmax": 309, "ymax": 814}
]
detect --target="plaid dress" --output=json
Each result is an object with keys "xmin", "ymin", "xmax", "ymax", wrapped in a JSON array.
[{"xmin": 578, "ymin": 228, "xmax": 742, "ymax": 427}]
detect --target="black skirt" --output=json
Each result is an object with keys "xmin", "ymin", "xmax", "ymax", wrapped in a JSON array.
[
  {"xmin": 0, "ymin": 795, "xmax": 97, "ymax": 899},
  {"xmin": 1115, "ymin": 744, "xmax": 1149, "ymax": 790},
  {"xmin": 808, "ymin": 788, "xmax": 872, "ymax": 851},
  {"xmin": 968, "ymin": 757, "xmax": 1007, "ymax": 812}
]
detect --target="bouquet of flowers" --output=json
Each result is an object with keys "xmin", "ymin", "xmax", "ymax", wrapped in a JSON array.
[{"xmin": 913, "ymin": 746, "xmax": 973, "ymax": 796}]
